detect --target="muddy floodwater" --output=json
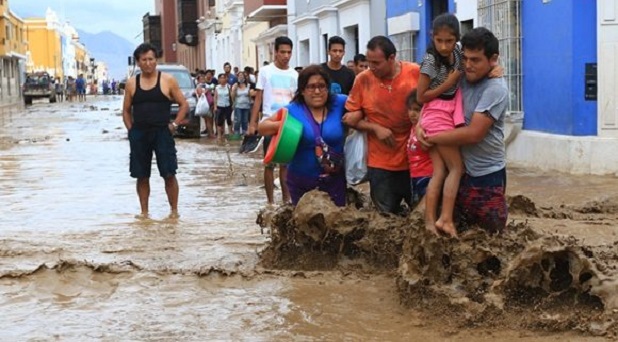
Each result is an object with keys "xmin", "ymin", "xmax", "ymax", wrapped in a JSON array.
[{"xmin": 0, "ymin": 97, "xmax": 617, "ymax": 340}]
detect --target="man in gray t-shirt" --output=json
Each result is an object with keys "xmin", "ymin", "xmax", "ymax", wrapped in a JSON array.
[
  {"xmin": 421, "ymin": 27, "xmax": 509, "ymax": 234},
  {"xmin": 460, "ymin": 77, "xmax": 508, "ymax": 177}
]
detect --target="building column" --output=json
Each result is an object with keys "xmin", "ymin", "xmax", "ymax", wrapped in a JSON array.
[
  {"xmin": 237, "ymin": 26, "xmax": 243, "ymax": 69},
  {"xmin": 1, "ymin": 58, "xmax": 6, "ymax": 101},
  {"xmin": 598, "ymin": 0, "xmax": 618, "ymax": 137},
  {"xmin": 288, "ymin": 0, "xmax": 298, "ymax": 67}
]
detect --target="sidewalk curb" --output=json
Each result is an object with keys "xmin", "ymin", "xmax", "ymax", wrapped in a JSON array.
[{"xmin": 0, "ymin": 101, "xmax": 24, "ymax": 112}]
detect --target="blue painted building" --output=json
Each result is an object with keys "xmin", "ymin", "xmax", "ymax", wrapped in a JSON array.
[
  {"xmin": 522, "ymin": 1, "xmax": 598, "ymax": 136},
  {"xmin": 386, "ymin": 0, "xmax": 611, "ymax": 139}
]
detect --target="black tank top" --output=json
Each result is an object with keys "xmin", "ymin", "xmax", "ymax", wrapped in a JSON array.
[{"xmin": 132, "ymin": 72, "xmax": 172, "ymax": 128}]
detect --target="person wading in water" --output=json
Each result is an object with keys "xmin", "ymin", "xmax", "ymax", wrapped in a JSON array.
[{"xmin": 122, "ymin": 43, "xmax": 189, "ymax": 219}]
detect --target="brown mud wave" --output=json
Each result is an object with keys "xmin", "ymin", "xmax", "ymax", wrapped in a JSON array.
[
  {"xmin": 508, "ymin": 194, "xmax": 618, "ymax": 220},
  {"xmin": 258, "ymin": 191, "xmax": 618, "ymax": 338},
  {"xmin": 0, "ymin": 258, "xmax": 366, "ymax": 282},
  {"xmin": 0, "ymin": 259, "xmax": 255, "ymax": 280}
]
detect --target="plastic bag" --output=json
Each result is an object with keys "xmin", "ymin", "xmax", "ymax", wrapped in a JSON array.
[
  {"xmin": 344, "ymin": 129, "xmax": 368, "ymax": 185},
  {"xmin": 195, "ymin": 93, "xmax": 210, "ymax": 117}
]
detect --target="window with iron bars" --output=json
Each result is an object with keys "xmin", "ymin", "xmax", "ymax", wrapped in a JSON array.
[
  {"xmin": 478, "ymin": 0, "xmax": 523, "ymax": 120},
  {"xmin": 390, "ymin": 31, "xmax": 418, "ymax": 63}
]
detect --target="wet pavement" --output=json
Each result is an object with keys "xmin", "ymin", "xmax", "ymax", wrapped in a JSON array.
[{"xmin": 0, "ymin": 97, "xmax": 612, "ymax": 340}]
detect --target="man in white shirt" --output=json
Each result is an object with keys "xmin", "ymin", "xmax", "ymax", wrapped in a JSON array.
[{"xmin": 248, "ymin": 36, "xmax": 298, "ymax": 205}]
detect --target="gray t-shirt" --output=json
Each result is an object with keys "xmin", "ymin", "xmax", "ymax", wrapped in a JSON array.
[{"xmin": 460, "ymin": 77, "xmax": 509, "ymax": 177}]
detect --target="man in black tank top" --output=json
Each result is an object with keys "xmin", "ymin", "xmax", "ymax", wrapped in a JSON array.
[{"xmin": 122, "ymin": 43, "xmax": 189, "ymax": 219}]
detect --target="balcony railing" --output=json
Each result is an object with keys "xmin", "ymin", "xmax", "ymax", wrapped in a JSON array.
[
  {"xmin": 178, "ymin": 22, "xmax": 198, "ymax": 46},
  {"xmin": 143, "ymin": 14, "xmax": 162, "ymax": 51}
]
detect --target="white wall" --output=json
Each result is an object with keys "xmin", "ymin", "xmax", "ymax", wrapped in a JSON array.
[
  {"xmin": 507, "ymin": 130, "xmax": 618, "ymax": 175},
  {"xmin": 369, "ymin": 0, "xmax": 387, "ymax": 37},
  {"xmin": 287, "ymin": 0, "xmax": 298, "ymax": 67},
  {"xmin": 298, "ymin": 39, "xmax": 310, "ymax": 66},
  {"xmin": 289, "ymin": 0, "xmax": 382, "ymax": 65},
  {"xmin": 243, "ymin": 21, "xmax": 269, "ymax": 70},
  {"xmin": 318, "ymin": 11, "xmax": 338, "ymax": 63},
  {"xmin": 295, "ymin": 18, "xmax": 320, "ymax": 65},
  {"xmin": 455, "ymin": 0, "xmax": 478, "ymax": 24},
  {"xmin": 337, "ymin": 1, "xmax": 372, "ymax": 60},
  {"xmin": 212, "ymin": 3, "xmax": 244, "ymax": 72},
  {"xmin": 598, "ymin": 0, "xmax": 618, "ymax": 137}
]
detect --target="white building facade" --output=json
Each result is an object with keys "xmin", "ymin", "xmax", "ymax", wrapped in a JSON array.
[
  {"xmin": 242, "ymin": 21, "xmax": 269, "ymax": 70},
  {"xmin": 202, "ymin": 0, "xmax": 244, "ymax": 73},
  {"xmin": 253, "ymin": 24, "xmax": 288, "ymax": 67},
  {"xmin": 289, "ymin": 0, "xmax": 386, "ymax": 67}
]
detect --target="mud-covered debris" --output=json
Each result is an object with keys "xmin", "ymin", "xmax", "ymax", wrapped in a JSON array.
[
  {"xmin": 508, "ymin": 195, "xmax": 539, "ymax": 217},
  {"xmin": 399, "ymin": 224, "xmax": 618, "ymax": 335},
  {"xmin": 575, "ymin": 196, "xmax": 618, "ymax": 214},
  {"xmin": 258, "ymin": 190, "xmax": 618, "ymax": 336}
]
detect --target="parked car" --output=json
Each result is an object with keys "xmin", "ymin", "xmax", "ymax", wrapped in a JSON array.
[
  {"xmin": 120, "ymin": 64, "xmax": 199, "ymax": 138},
  {"xmin": 23, "ymin": 72, "xmax": 56, "ymax": 105}
]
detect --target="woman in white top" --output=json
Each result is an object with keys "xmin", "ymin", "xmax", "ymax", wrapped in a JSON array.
[
  {"xmin": 213, "ymin": 73, "xmax": 233, "ymax": 142},
  {"xmin": 232, "ymin": 71, "xmax": 252, "ymax": 134}
]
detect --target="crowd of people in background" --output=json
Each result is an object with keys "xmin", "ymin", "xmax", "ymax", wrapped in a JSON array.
[
  {"xmin": 51, "ymin": 75, "xmax": 121, "ymax": 103},
  {"xmin": 191, "ymin": 41, "xmax": 371, "ymax": 144},
  {"xmin": 192, "ymin": 64, "xmax": 259, "ymax": 141},
  {"xmin": 124, "ymin": 15, "xmax": 511, "ymax": 237}
]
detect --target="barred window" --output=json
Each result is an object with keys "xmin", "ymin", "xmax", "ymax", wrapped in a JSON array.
[
  {"xmin": 390, "ymin": 32, "xmax": 417, "ymax": 63},
  {"xmin": 479, "ymin": 0, "xmax": 523, "ymax": 118}
]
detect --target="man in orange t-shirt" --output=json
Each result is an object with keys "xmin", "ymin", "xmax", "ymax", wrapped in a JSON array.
[{"xmin": 343, "ymin": 36, "xmax": 420, "ymax": 214}]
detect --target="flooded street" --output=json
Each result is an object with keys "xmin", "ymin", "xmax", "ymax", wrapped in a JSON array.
[{"xmin": 0, "ymin": 97, "xmax": 615, "ymax": 340}]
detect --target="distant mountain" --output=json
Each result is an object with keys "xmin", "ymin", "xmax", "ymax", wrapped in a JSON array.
[{"xmin": 76, "ymin": 29, "xmax": 137, "ymax": 80}]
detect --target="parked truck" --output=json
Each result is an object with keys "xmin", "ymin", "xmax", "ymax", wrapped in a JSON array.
[{"xmin": 23, "ymin": 72, "xmax": 56, "ymax": 105}]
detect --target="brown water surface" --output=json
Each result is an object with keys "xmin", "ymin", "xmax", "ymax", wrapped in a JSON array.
[{"xmin": 0, "ymin": 98, "xmax": 613, "ymax": 340}]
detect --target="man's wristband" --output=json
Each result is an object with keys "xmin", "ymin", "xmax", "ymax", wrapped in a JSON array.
[{"xmin": 171, "ymin": 122, "xmax": 178, "ymax": 128}]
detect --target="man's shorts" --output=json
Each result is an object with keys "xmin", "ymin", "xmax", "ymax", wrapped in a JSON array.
[
  {"xmin": 215, "ymin": 106, "xmax": 233, "ymax": 127},
  {"xmin": 411, "ymin": 176, "xmax": 431, "ymax": 206},
  {"xmin": 368, "ymin": 167, "xmax": 411, "ymax": 215},
  {"xmin": 128, "ymin": 126, "xmax": 178, "ymax": 179},
  {"xmin": 455, "ymin": 168, "xmax": 507, "ymax": 234}
]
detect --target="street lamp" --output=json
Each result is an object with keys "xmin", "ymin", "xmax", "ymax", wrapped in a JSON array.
[
  {"xmin": 197, "ymin": 16, "xmax": 223, "ymax": 34},
  {"xmin": 214, "ymin": 18, "xmax": 223, "ymax": 34}
]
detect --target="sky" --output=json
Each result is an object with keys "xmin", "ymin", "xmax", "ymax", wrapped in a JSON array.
[{"xmin": 11, "ymin": 0, "xmax": 154, "ymax": 44}]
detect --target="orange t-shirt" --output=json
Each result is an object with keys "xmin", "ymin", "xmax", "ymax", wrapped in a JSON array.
[{"xmin": 345, "ymin": 61, "xmax": 420, "ymax": 171}]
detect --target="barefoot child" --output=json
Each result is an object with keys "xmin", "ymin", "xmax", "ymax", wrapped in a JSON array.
[
  {"xmin": 417, "ymin": 13, "xmax": 465, "ymax": 237},
  {"xmin": 406, "ymin": 90, "xmax": 432, "ymax": 208}
]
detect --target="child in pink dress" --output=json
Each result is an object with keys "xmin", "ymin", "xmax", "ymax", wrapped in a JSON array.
[{"xmin": 417, "ymin": 13, "xmax": 465, "ymax": 238}]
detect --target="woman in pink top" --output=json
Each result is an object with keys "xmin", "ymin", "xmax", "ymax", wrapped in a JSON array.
[{"xmin": 417, "ymin": 13, "xmax": 465, "ymax": 238}]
